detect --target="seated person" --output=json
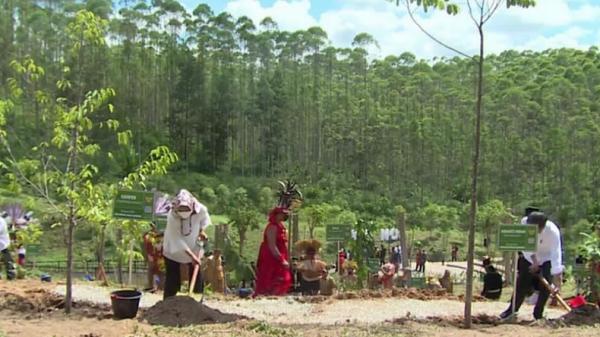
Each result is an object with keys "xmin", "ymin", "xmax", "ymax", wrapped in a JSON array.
[
  {"xmin": 320, "ymin": 268, "xmax": 337, "ymax": 296},
  {"xmin": 439, "ymin": 270, "xmax": 453, "ymax": 293},
  {"xmin": 295, "ymin": 240, "xmax": 326, "ymax": 295},
  {"xmin": 481, "ymin": 257, "xmax": 503, "ymax": 299},
  {"xmin": 378, "ymin": 261, "xmax": 396, "ymax": 289}
]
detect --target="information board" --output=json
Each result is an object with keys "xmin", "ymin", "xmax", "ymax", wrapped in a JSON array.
[
  {"xmin": 326, "ymin": 224, "xmax": 352, "ymax": 242},
  {"xmin": 113, "ymin": 190, "xmax": 155, "ymax": 221},
  {"xmin": 497, "ymin": 224, "xmax": 538, "ymax": 251}
]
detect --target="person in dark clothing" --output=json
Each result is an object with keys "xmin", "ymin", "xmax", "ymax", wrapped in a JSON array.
[
  {"xmin": 481, "ymin": 260, "xmax": 503, "ymax": 300},
  {"xmin": 500, "ymin": 212, "xmax": 563, "ymax": 321},
  {"xmin": 379, "ymin": 244, "xmax": 386, "ymax": 266}
]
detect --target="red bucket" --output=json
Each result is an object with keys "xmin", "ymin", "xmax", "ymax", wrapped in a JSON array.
[{"xmin": 567, "ymin": 295, "xmax": 586, "ymax": 309}]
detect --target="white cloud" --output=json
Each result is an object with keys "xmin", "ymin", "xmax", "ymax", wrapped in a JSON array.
[
  {"xmin": 224, "ymin": 0, "xmax": 317, "ymax": 31},
  {"xmin": 220, "ymin": 0, "xmax": 600, "ymax": 59},
  {"xmin": 522, "ymin": 27, "xmax": 591, "ymax": 51}
]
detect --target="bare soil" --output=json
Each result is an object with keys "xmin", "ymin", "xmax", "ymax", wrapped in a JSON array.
[
  {"xmin": 142, "ymin": 296, "xmax": 246, "ymax": 327},
  {"xmin": 0, "ymin": 279, "xmax": 599, "ymax": 337}
]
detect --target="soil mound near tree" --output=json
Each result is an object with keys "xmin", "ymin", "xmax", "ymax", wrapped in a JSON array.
[
  {"xmin": 0, "ymin": 288, "xmax": 112, "ymax": 320},
  {"xmin": 142, "ymin": 296, "xmax": 247, "ymax": 327},
  {"xmin": 553, "ymin": 304, "xmax": 600, "ymax": 326}
]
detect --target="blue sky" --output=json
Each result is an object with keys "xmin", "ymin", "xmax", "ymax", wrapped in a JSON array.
[{"xmin": 180, "ymin": 0, "xmax": 600, "ymax": 59}]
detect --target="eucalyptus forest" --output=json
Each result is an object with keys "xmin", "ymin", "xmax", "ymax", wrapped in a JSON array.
[{"xmin": 2, "ymin": 1, "xmax": 600, "ymax": 241}]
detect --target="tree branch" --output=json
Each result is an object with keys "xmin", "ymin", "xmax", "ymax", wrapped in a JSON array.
[
  {"xmin": 482, "ymin": 0, "xmax": 502, "ymax": 25},
  {"xmin": 2, "ymin": 141, "xmax": 66, "ymax": 218},
  {"xmin": 404, "ymin": 0, "xmax": 471, "ymax": 58},
  {"xmin": 466, "ymin": 0, "xmax": 480, "ymax": 27}
]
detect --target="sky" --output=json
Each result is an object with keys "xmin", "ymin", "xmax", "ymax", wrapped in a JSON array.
[{"xmin": 181, "ymin": 0, "xmax": 600, "ymax": 59}]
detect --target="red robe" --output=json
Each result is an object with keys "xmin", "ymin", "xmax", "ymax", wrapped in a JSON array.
[{"xmin": 254, "ymin": 213, "xmax": 292, "ymax": 296}]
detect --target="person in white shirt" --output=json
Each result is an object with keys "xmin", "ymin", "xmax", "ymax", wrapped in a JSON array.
[
  {"xmin": 0, "ymin": 216, "xmax": 16, "ymax": 280},
  {"xmin": 162, "ymin": 189, "xmax": 211, "ymax": 299},
  {"xmin": 500, "ymin": 211, "xmax": 563, "ymax": 320}
]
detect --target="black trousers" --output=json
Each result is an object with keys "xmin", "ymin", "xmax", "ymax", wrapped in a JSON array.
[
  {"xmin": 505, "ymin": 257, "xmax": 552, "ymax": 319},
  {"xmin": 1, "ymin": 249, "xmax": 15, "ymax": 280},
  {"xmin": 164, "ymin": 257, "xmax": 203, "ymax": 299},
  {"xmin": 299, "ymin": 278, "xmax": 320, "ymax": 295}
]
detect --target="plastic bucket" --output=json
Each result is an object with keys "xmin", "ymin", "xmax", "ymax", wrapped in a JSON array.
[{"xmin": 110, "ymin": 290, "xmax": 142, "ymax": 319}]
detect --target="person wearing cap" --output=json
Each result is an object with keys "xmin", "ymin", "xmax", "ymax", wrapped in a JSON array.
[
  {"xmin": 500, "ymin": 211, "xmax": 563, "ymax": 321},
  {"xmin": 481, "ymin": 257, "xmax": 503, "ymax": 299},
  {"xmin": 254, "ymin": 206, "xmax": 293, "ymax": 296},
  {"xmin": 162, "ymin": 189, "xmax": 211, "ymax": 299},
  {"xmin": 0, "ymin": 216, "xmax": 16, "ymax": 280}
]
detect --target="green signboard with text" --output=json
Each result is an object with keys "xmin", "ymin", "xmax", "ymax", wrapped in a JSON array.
[
  {"xmin": 497, "ymin": 224, "xmax": 538, "ymax": 251},
  {"xmin": 367, "ymin": 257, "xmax": 381, "ymax": 272},
  {"xmin": 113, "ymin": 190, "xmax": 155, "ymax": 221},
  {"xmin": 326, "ymin": 224, "xmax": 351, "ymax": 242}
]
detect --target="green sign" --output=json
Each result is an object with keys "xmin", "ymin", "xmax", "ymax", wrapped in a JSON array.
[
  {"xmin": 154, "ymin": 216, "xmax": 167, "ymax": 230},
  {"xmin": 113, "ymin": 190, "xmax": 155, "ymax": 221},
  {"xmin": 410, "ymin": 277, "xmax": 426, "ymax": 289},
  {"xmin": 326, "ymin": 224, "xmax": 351, "ymax": 241},
  {"xmin": 27, "ymin": 244, "xmax": 40, "ymax": 255},
  {"xmin": 367, "ymin": 258, "xmax": 380, "ymax": 272},
  {"xmin": 497, "ymin": 224, "xmax": 538, "ymax": 251}
]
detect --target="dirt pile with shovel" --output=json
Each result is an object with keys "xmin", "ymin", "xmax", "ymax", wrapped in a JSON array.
[
  {"xmin": 552, "ymin": 304, "xmax": 600, "ymax": 327},
  {"xmin": 142, "ymin": 296, "xmax": 247, "ymax": 327}
]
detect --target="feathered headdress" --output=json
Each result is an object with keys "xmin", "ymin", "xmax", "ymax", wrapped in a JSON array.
[
  {"xmin": 276, "ymin": 180, "xmax": 303, "ymax": 210},
  {"xmin": 2, "ymin": 203, "xmax": 33, "ymax": 230}
]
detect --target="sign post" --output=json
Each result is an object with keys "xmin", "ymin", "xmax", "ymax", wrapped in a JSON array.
[
  {"xmin": 497, "ymin": 224, "xmax": 538, "ymax": 316},
  {"xmin": 113, "ymin": 190, "xmax": 155, "ymax": 221},
  {"xmin": 326, "ymin": 224, "xmax": 351, "ymax": 274}
]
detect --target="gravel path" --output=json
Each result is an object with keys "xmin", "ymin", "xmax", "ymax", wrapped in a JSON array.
[{"xmin": 54, "ymin": 284, "xmax": 564, "ymax": 325}]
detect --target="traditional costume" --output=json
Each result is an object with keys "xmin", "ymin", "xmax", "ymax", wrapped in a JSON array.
[
  {"xmin": 254, "ymin": 180, "xmax": 302, "ymax": 296},
  {"xmin": 295, "ymin": 239, "xmax": 327, "ymax": 295}
]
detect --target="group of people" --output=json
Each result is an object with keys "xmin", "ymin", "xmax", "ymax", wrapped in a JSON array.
[{"xmin": 414, "ymin": 249, "xmax": 427, "ymax": 273}]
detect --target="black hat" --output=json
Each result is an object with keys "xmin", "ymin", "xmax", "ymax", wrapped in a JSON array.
[
  {"xmin": 526, "ymin": 211, "xmax": 547, "ymax": 226},
  {"xmin": 525, "ymin": 206, "xmax": 540, "ymax": 216}
]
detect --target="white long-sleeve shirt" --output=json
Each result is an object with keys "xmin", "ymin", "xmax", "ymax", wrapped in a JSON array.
[
  {"xmin": 0, "ymin": 217, "xmax": 10, "ymax": 251},
  {"xmin": 162, "ymin": 204, "xmax": 211, "ymax": 264},
  {"xmin": 520, "ymin": 216, "xmax": 563, "ymax": 275}
]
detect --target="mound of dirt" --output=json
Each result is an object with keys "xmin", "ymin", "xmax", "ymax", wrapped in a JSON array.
[
  {"xmin": 0, "ymin": 288, "xmax": 112, "ymax": 320},
  {"xmin": 142, "ymin": 296, "xmax": 247, "ymax": 327},
  {"xmin": 553, "ymin": 304, "xmax": 600, "ymax": 326}
]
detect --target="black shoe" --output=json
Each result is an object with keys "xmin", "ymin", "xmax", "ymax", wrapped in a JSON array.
[{"xmin": 499, "ymin": 310, "xmax": 518, "ymax": 321}]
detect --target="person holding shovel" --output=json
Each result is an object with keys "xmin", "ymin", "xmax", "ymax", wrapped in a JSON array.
[
  {"xmin": 162, "ymin": 189, "xmax": 211, "ymax": 299},
  {"xmin": 0, "ymin": 216, "xmax": 16, "ymax": 280},
  {"xmin": 500, "ymin": 211, "xmax": 564, "ymax": 321}
]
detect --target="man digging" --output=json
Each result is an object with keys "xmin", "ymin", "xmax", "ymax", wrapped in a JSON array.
[{"xmin": 500, "ymin": 211, "xmax": 564, "ymax": 323}]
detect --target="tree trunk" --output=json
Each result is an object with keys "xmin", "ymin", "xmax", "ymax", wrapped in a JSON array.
[
  {"xmin": 397, "ymin": 211, "xmax": 409, "ymax": 271},
  {"xmin": 96, "ymin": 224, "xmax": 108, "ymax": 286},
  {"xmin": 65, "ymin": 212, "xmax": 75, "ymax": 314},
  {"xmin": 464, "ymin": 23, "xmax": 485, "ymax": 329},
  {"xmin": 116, "ymin": 228, "xmax": 123, "ymax": 284}
]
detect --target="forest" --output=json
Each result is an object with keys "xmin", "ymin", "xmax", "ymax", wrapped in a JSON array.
[{"xmin": 1, "ymin": 0, "xmax": 600, "ymax": 257}]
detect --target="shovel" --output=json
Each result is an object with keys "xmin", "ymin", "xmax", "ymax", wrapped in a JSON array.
[
  {"xmin": 189, "ymin": 239, "xmax": 206, "ymax": 303},
  {"xmin": 537, "ymin": 275, "xmax": 571, "ymax": 312}
]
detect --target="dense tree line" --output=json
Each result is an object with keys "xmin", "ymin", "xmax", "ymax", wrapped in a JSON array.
[{"xmin": 1, "ymin": 1, "xmax": 600, "ymax": 226}]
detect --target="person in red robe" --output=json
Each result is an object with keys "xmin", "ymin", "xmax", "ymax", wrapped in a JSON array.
[{"xmin": 254, "ymin": 206, "xmax": 292, "ymax": 296}]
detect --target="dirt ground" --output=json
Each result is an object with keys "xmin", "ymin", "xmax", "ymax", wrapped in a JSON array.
[{"xmin": 1, "ymin": 279, "xmax": 599, "ymax": 337}]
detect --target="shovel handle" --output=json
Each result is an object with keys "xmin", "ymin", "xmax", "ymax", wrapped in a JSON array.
[
  {"xmin": 189, "ymin": 246, "xmax": 204, "ymax": 295},
  {"xmin": 538, "ymin": 276, "xmax": 571, "ymax": 312}
]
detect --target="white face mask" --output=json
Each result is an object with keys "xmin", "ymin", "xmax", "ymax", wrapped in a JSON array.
[{"xmin": 178, "ymin": 211, "xmax": 192, "ymax": 219}]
